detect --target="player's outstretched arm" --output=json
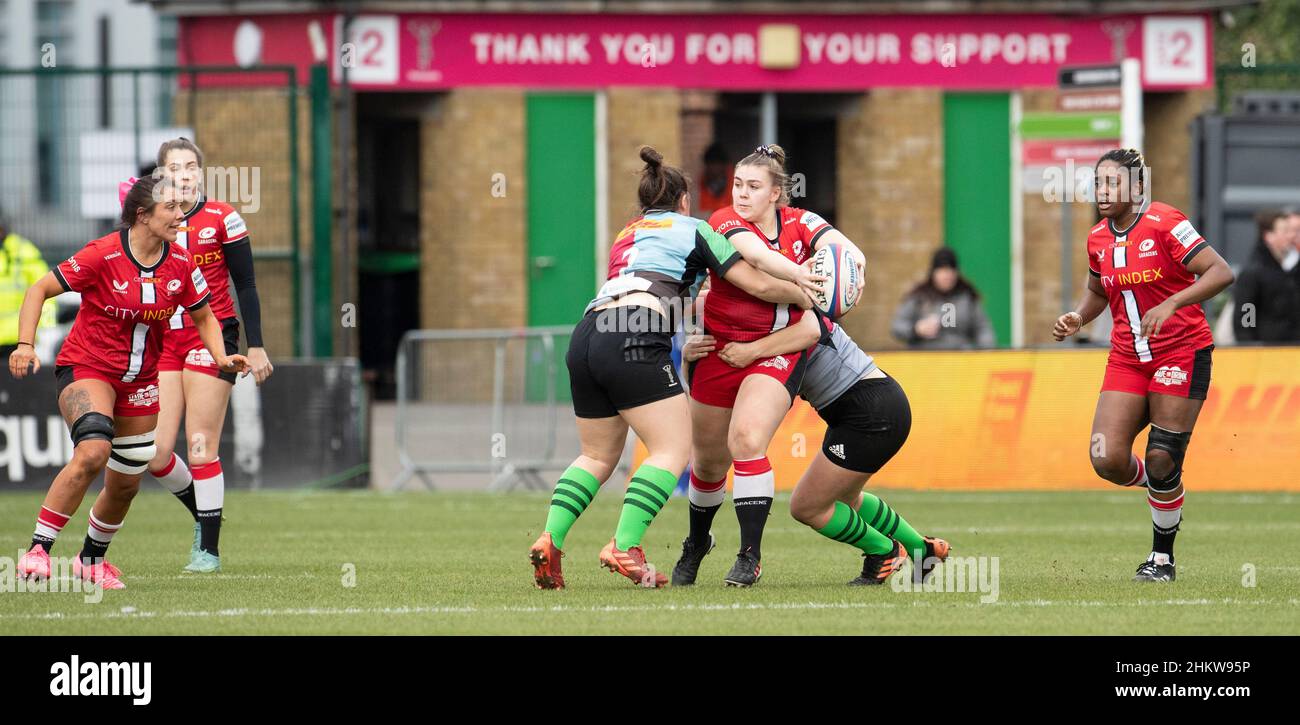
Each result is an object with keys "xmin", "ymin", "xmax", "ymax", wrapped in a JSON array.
[
  {"xmin": 7, "ymin": 272, "xmax": 63, "ymax": 378},
  {"xmin": 1055, "ymin": 273, "xmax": 1108, "ymax": 341},
  {"xmin": 190, "ymin": 302, "xmax": 250, "ymax": 377},
  {"xmin": 721, "ymin": 258, "xmax": 812, "ymax": 308},
  {"xmin": 719, "ymin": 311, "xmax": 822, "ymax": 369},
  {"xmin": 728, "ymin": 229, "xmax": 826, "ymax": 297}
]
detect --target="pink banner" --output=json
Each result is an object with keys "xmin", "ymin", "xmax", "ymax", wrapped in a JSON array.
[{"xmin": 180, "ymin": 13, "xmax": 1212, "ymax": 90}]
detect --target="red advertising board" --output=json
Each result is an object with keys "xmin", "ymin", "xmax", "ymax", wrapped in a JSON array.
[{"xmin": 179, "ymin": 12, "xmax": 1213, "ymax": 90}]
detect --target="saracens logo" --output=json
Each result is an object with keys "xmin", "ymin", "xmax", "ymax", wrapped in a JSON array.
[
  {"xmin": 758, "ymin": 355, "xmax": 791, "ymax": 371},
  {"xmin": 127, "ymin": 384, "xmax": 160, "ymax": 408},
  {"xmin": 1153, "ymin": 366, "xmax": 1189, "ymax": 387},
  {"xmin": 197, "ymin": 226, "xmax": 219, "ymax": 244},
  {"xmin": 1138, "ymin": 238, "xmax": 1160, "ymax": 259}
]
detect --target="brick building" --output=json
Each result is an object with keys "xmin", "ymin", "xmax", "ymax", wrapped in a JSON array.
[{"xmin": 154, "ymin": 0, "xmax": 1245, "ymax": 387}]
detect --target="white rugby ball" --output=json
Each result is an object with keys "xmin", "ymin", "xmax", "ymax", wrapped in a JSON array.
[{"xmin": 809, "ymin": 243, "xmax": 861, "ymax": 319}]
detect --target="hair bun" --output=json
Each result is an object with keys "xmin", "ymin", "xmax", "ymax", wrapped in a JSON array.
[
  {"xmin": 639, "ymin": 145, "xmax": 663, "ymax": 168},
  {"xmin": 766, "ymin": 144, "xmax": 787, "ymax": 166}
]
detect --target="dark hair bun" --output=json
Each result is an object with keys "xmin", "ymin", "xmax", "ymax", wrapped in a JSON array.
[{"xmin": 639, "ymin": 145, "xmax": 663, "ymax": 168}]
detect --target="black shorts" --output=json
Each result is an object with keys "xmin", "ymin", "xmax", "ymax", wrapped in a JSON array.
[
  {"xmin": 567, "ymin": 307, "xmax": 683, "ymax": 418},
  {"xmin": 816, "ymin": 375, "xmax": 912, "ymax": 474}
]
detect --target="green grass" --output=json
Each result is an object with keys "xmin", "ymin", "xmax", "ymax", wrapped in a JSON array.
[{"xmin": 1, "ymin": 489, "xmax": 1297, "ymax": 635}]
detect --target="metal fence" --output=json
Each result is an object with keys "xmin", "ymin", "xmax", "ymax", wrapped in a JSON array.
[
  {"xmin": 393, "ymin": 326, "xmax": 574, "ymax": 491},
  {"xmin": 0, "ymin": 65, "xmax": 303, "ymax": 357}
]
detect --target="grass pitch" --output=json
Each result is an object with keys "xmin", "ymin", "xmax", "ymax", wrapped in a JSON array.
[{"xmin": 1, "ymin": 488, "xmax": 1296, "ymax": 635}]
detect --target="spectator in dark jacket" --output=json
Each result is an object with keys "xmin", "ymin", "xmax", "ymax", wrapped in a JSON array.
[
  {"xmin": 1234, "ymin": 210, "xmax": 1300, "ymax": 343},
  {"xmin": 892, "ymin": 247, "xmax": 997, "ymax": 349}
]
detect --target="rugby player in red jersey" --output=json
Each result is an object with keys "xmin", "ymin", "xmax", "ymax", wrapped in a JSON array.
[
  {"xmin": 1054, "ymin": 148, "xmax": 1234, "ymax": 582},
  {"xmin": 8, "ymin": 176, "xmax": 249, "ymax": 589},
  {"xmin": 681, "ymin": 144, "xmax": 869, "ymax": 586},
  {"xmin": 145, "ymin": 138, "xmax": 272, "ymax": 573}
]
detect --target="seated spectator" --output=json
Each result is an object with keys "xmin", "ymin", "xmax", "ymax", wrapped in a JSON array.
[
  {"xmin": 696, "ymin": 142, "xmax": 731, "ymax": 217},
  {"xmin": 1234, "ymin": 210, "xmax": 1300, "ymax": 343},
  {"xmin": 891, "ymin": 247, "xmax": 996, "ymax": 349}
]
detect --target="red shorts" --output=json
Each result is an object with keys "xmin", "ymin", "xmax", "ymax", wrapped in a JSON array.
[
  {"xmin": 1102, "ymin": 344, "xmax": 1213, "ymax": 400},
  {"xmin": 158, "ymin": 319, "xmax": 240, "ymax": 383},
  {"xmin": 55, "ymin": 365, "xmax": 159, "ymax": 417},
  {"xmin": 688, "ymin": 344, "xmax": 810, "ymax": 408}
]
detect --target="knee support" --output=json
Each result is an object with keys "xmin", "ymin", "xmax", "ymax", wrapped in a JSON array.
[
  {"xmin": 69, "ymin": 412, "xmax": 114, "ymax": 446},
  {"xmin": 1146, "ymin": 424, "xmax": 1191, "ymax": 494},
  {"xmin": 107, "ymin": 430, "xmax": 157, "ymax": 476}
]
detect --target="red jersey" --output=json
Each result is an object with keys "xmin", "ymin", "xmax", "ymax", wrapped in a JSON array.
[
  {"xmin": 704, "ymin": 205, "xmax": 833, "ymax": 342},
  {"xmin": 1087, "ymin": 201, "xmax": 1215, "ymax": 362},
  {"xmin": 169, "ymin": 197, "xmax": 248, "ymax": 330},
  {"xmin": 54, "ymin": 230, "xmax": 211, "ymax": 382}
]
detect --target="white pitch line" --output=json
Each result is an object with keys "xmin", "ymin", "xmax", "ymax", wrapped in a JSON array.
[{"xmin": 1, "ymin": 597, "xmax": 1296, "ymax": 623}]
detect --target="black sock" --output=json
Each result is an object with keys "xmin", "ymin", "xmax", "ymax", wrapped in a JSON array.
[
  {"xmin": 197, "ymin": 509, "xmax": 222, "ymax": 556},
  {"xmin": 734, "ymin": 497, "xmax": 773, "ymax": 560},
  {"xmin": 688, "ymin": 502, "xmax": 720, "ymax": 548},
  {"xmin": 31, "ymin": 535, "xmax": 54, "ymax": 554},
  {"xmin": 80, "ymin": 536, "xmax": 110, "ymax": 565},
  {"xmin": 1152, "ymin": 523, "xmax": 1178, "ymax": 559},
  {"xmin": 174, "ymin": 482, "xmax": 200, "ymax": 521}
]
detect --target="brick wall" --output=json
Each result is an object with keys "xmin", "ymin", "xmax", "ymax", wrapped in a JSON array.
[
  {"xmin": 172, "ymin": 88, "xmax": 313, "ymax": 360},
  {"xmin": 835, "ymin": 89, "xmax": 945, "ymax": 351},
  {"xmin": 605, "ymin": 88, "xmax": 683, "ymax": 243}
]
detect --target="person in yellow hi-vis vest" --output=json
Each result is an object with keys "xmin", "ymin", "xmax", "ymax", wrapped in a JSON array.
[{"xmin": 0, "ymin": 213, "xmax": 57, "ymax": 358}]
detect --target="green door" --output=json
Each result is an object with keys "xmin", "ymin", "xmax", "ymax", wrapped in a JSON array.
[
  {"xmin": 526, "ymin": 94, "xmax": 597, "ymax": 400},
  {"xmin": 943, "ymin": 92, "xmax": 1012, "ymax": 347}
]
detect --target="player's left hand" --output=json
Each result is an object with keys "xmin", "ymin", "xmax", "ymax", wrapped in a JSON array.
[
  {"xmin": 1139, "ymin": 300, "xmax": 1178, "ymax": 340},
  {"xmin": 718, "ymin": 341, "xmax": 759, "ymax": 369},
  {"xmin": 219, "ymin": 354, "xmax": 251, "ymax": 376},
  {"xmin": 246, "ymin": 346, "xmax": 274, "ymax": 386}
]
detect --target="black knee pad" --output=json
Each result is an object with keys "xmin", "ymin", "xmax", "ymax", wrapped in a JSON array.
[
  {"xmin": 69, "ymin": 412, "xmax": 115, "ymax": 446},
  {"xmin": 1147, "ymin": 425, "xmax": 1191, "ymax": 494}
]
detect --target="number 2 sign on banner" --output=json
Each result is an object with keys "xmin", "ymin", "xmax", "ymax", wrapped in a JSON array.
[
  {"xmin": 1142, "ymin": 16, "xmax": 1208, "ymax": 86},
  {"xmin": 334, "ymin": 14, "xmax": 399, "ymax": 84}
]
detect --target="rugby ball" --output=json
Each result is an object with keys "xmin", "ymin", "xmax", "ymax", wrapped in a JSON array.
[{"xmin": 809, "ymin": 243, "xmax": 861, "ymax": 319}]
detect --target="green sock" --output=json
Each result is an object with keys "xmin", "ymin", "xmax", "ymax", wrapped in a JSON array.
[
  {"xmin": 613, "ymin": 464, "xmax": 678, "ymax": 550},
  {"xmin": 544, "ymin": 466, "xmax": 602, "ymax": 550},
  {"xmin": 817, "ymin": 501, "xmax": 894, "ymax": 555},
  {"xmin": 857, "ymin": 492, "xmax": 926, "ymax": 560}
]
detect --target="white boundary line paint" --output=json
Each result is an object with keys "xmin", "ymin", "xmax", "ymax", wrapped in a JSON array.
[{"xmin": 3, "ymin": 598, "xmax": 1296, "ymax": 622}]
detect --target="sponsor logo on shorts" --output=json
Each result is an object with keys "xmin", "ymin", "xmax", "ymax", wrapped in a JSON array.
[
  {"xmin": 185, "ymin": 347, "xmax": 216, "ymax": 369},
  {"xmin": 758, "ymin": 355, "xmax": 791, "ymax": 372},
  {"xmin": 663, "ymin": 364, "xmax": 678, "ymax": 388},
  {"xmin": 829, "ymin": 443, "xmax": 846, "ymax": 460},
  {"xmin": 1153, "ymin": 366, "xmax": 1189, "ymax": 387},
  {"xmin": 127, "ymin": 384, "xmax": 159, "ymax": 408}
]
